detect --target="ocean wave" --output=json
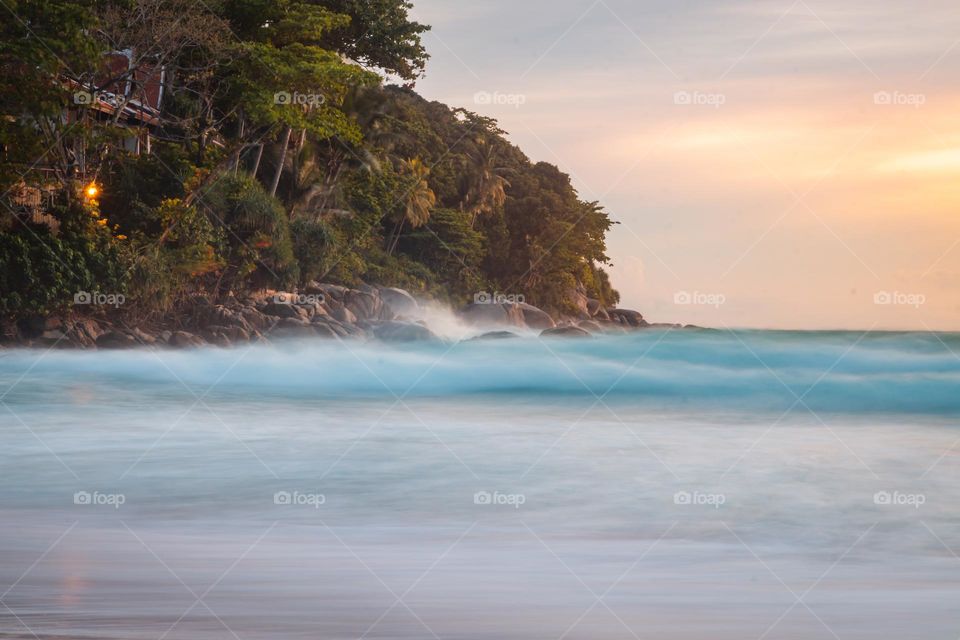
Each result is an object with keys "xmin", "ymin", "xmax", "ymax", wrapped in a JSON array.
[{"xmin": 2, "ymin": 330, "xmax": 959, "ymax": 413}]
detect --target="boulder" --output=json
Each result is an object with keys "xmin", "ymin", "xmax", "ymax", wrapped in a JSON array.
[
  {"xmin": 262, "ymin": 301, "xmax": 308, "ymax": 321},
  {"xmin": 169, "ymin": 331, "xmax": 206, "ymax": 348},
  {"xmin": 269, "ymin": 317, "xmax": 316, "ymax": 339},
  {"xmin": 203, "ymin": 305, "xmax": 252, "ymax": 332},
  {"xmin": 587, "ymin": 298, "xmax": 613, "ymax": 320},
  {"xmin": 345, "ymin": 289, "xmax": 384, "ymax": 321},
  {"xmin": 379, "ymin": 287, "xmax": 419, "ymax": 317},
  {"xmin": 577, "ymin": 320, "xmax": 604, "ymax": 333},
  {"xmin": 307, "ymin": 282, "xmax": 348, "ymax": 301},
  {"xmin": 62, "ymin": 320, "xmax": 99, "ymax": 348},
  {"xmin": 73, "ymin": 318, "xmax": 103, "ymax": 342},
  {"xmin": 297, "ymin": 300, "xmax": 327, "ymax": 319},
  {"xmin": 311, "ymin": 322, "xmax": 339, "ymax": 339},
  {"xmin": 130, "ymin": 328, "xmax": 157, "ymax": 345},
  {"xmin": 540, "ymin": 326, "xmax": 592, "ymax": 338},
  {"xmin": 96, "ymin": 331, "xmax": 138, "ymax": 349},
  {"xmin": 41, "ymin": 329, "xmax": 68, "ymax": 341},
  {"xmin": 567, "ymin": 284, "xmax": 591, "ymax": 316},
  {"xmin": 313, "ymin": 316, "xmax": 351, "ymax": 337},
  {"xmin": 330, "ymin": 305, "xmax": 357, "ymax": 324},
  {"xmin": 608, "ymin": 308, "xmax": 647, "ymax": 328},
  {"xmin": 469, "ymin": 331, "xmax": 520, "ymax": 341},
  {"xmin": 240, "ymin": 306, "xmax": 274, "ymax": 331},
  {"xmin": 203, "ymin": 325, "xmax": 250, "ymax": 344},
  {"xmin": 517, "ymin": 303, "xmax": 555, "ymax": 330},
  {"xmin": 460, "ymin": 302, "xmax": 526, "ymax": 327},
  {"xmin": 373, "ymin": 321, "xmax": 439, "ymax": 342}
]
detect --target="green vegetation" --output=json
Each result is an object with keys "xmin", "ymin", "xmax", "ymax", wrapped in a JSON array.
[{"xmin": 0, "ymin": 0, "xmax": 619, "ymax": 321}]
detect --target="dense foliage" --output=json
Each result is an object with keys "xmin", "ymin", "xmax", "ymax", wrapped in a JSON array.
[{"xmin": 0, "ymin": 0, "xmax": 619, "ymax": 320}]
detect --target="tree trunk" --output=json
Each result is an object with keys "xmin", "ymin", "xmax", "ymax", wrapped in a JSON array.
[
  {"xmin": 387, "ymin": 218, "xmax": 405, "ymax": 255},
  {"xmin": 232, "ymin": 115, "xmax": 246, "ymax": 174},
  {"xmin": 269, "ymin": 126, "xmax": 292, "ymax": 198},
  {"xmin": 250, "ymin": 143, "xmax": 264, "ymax": 179}
]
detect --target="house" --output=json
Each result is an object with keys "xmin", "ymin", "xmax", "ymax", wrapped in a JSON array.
[{"xmin": 68, "ymin": 49, "xmax": 167, "ymax": 155}]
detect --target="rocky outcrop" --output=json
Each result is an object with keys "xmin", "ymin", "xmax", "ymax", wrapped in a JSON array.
[
  {"xmin": 540, "ymin": 326, "xmax": 592, "ymax": 338},
  {"xmin": 517, "ymin": 303, "xmax": 556, "ymax": 330},
  {"xmin": 373, "ymin": 321, "xmax": 438, "ymax": 342},
  {"xmin": 345, "ymin": 288, "xmax": 388, "ymax": 323},
  {"xmin": 460, "ymin": 302, "xmax": 526, "ymax": 327},
  {"xmin": 379, "ymin": 287, "xmax": 419, "ymax": 317},
  {"xmin": 169, "ymin": 331, "xmax": 205, "ymax": 348},
  {"xmin": 469, "ymin": 331, "xmax": 520, "ymax": 341},
  {"xmin": 96, "ymin": 330, "xmax": 139, "ymax": 349},
  {"xmin": 1, "ymin": 282, "xmax": 668, "ymax": 350},
  {"xmin": 608, "ymin": 308, "xmax": 647, "ymax": 328}
]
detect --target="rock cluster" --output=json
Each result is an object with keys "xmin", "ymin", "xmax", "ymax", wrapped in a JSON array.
[
  {"xmin": 1, "ymin": 283, "xmax": 665, "ymax": 349},
  {"xmin": 460, "ymin": 296, "xmax": 650, "ymax": 337}
]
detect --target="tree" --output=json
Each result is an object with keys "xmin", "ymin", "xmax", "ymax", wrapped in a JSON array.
[
  {"xmin": 315, "ymin": 0, "xmax": 430, "ymax": 82},
  {"xmin": 0, "ymin": 0, "xmax": 100, "ymax": 194},
  {"xmin": 387, "ymin": 157, "xmax": 434, "ymax": 255},
  {"xmin": 462, "ymin": 138, "xmax": 511, "ymax": 227}
]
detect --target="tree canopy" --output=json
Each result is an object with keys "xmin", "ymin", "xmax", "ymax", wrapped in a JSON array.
[{"xmin": 0, "ymin": 0, "xmax": 619, "ymax": 320}]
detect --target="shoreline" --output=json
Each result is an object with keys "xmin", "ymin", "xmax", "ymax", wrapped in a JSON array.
[{"xmin": 1, "ymin": 283, "xmax": 690, "ymax": 350}]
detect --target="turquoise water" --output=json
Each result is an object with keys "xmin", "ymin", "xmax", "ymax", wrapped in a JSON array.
[{"xmin": 1, "ymin": 330, "xmax": 958, "ymax": 639}]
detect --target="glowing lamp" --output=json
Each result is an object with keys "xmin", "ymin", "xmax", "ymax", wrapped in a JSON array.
[{"xmin": 85, "ymin": 183, "xmax": 99, "ymax": 199}]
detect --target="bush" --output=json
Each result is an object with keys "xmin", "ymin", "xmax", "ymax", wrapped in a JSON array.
[
  {"xmin": 290, "ymin": 218, "xmax": 336, "ymax": 285},
  {"xmin": 0, "ymin": 223, "xmax": 128, "ymax": 317},
  {"xmin": 203, "ymin": 174, "xmax": 298, "ymax": 291}
]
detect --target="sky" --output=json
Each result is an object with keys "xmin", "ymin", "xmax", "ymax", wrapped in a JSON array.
[{"xmin": 407, "ymin": 0, "xmax": 960, "ymax": 330}]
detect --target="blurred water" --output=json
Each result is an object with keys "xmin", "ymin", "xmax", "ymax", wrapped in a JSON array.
[{"xmin": 0, "ymin": 331, "xmax": 958, "ymax": 639}]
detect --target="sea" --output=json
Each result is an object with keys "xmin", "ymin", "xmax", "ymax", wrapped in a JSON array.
[{"xmin": 1, "ymin": 328, "xmax": 958, "ymax": 639}]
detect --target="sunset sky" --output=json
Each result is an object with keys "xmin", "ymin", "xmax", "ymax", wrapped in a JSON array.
[{"xmin": 410, "ymin": 0, "xmax": 960, "ymax": 330}]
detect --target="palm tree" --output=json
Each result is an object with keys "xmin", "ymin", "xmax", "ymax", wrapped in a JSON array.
[
  {"xmin": 462, "ymin": 139, "xmax": 511, "ymax": 227},
  {"xmin": 307, "ymin": 85, "xmax": 396, "ymax": 216},
  {"xmin": 387, "ymin": 158, "xmax": 435, "ymax": 255}
]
